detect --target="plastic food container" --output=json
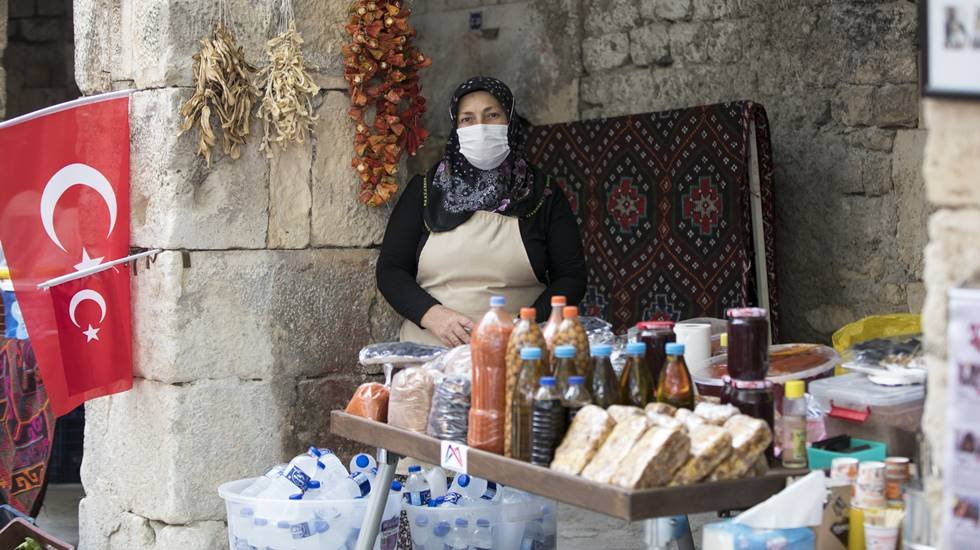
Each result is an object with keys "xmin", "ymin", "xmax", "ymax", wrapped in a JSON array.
[
  {"xmin": 808, "ymin": 374, "xmax": 924, "ymax": 458},
  {"xmin": 807, "ymin": 438, "xmax": 887, "ymax": 470},
  {"xmin": 218, "ymin": 478, "xmax": 401, "ymax": 550},
  {"xmin": 692, "ymin": 344, "xmax": 839, "ymax": 400},
  {"xmin": 404, "ymin": 491, "xmax": 557, "ymax": 550}
]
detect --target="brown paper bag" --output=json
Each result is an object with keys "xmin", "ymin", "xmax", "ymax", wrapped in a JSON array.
[{"xmin": 815, "ymin": 484, "xmax": 851, "ymax": 550}]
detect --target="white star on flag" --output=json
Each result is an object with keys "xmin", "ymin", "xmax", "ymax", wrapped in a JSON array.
[
  {"xmin": 74, "ymin": 248, "xmax": 104, "ymax": 272},
  {"xmin": 83, "ymin": 324, "xmax": 101, "ymax": 342}
]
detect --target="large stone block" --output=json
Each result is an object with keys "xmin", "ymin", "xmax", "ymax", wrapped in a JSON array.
[
  {"xmin": 81, "ymin": 377, "xmax": 289, "ymax": 524},
  {"xmin": 582, "ymin": 32, "xmax": 630, "ymax": 73},
  {"xmin": 269, "ymin": 140, "xmax": 313, "ymax": 249},
  {"xmin": 922, "ymin": 209, "xmax": 980, "ymax": 355},
  {"xmin": 692, "ymin": 0, "xmax": 736, "ymax": 20},
  {"xmin": 644, "ymin": 0, "xmax": 690, "ymax": 21},
  {"xmin": 311, "ymin": 92, "xmax": 394, "ymax": 247},
  {"xmin": 130, "ymin": 88, "xmax": 270, "ymax": 249},
  {"xmin": 669, "ymin": 21, "xmax": 739, "ymax": 65},
  {"xmin": 629, "ymin": 23, "xmax": 670, "ymax": 67},
  {"xmin": 583, "ymin": 0, "xmax": 638, "ymax": 36},
  {"xmin": 923, "ymin": 99, "xmax": 980, "ymax": 208},
  {"xmin": 73, "ymin": 0, "xmax": 122, "ymax": 94},
  {"xmin": 832, "ymin": 85, "xmax": 874, "ymax": 127},
  {"xmin": 873, "ymin": 83, "xmax": 918, "ymax": 127},
  {"xmin": 289, "ymin": 373, "xmax": 381, "ymax": 462},
  {"xmin": 892, "ymin": 129, "xmax": 929, "ymax": 280},
  {"xmin": 80, "ymin": 495, "xmax": 227, "ymax": 550},
  {"xmin": 133, "ymin": 249, "xmax": 388, "ymax": 384}
]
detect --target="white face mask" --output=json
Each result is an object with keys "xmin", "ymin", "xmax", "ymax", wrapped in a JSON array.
[{"xmin": 456, "ymin": 124, "xmax": 510, "ymax": 170}]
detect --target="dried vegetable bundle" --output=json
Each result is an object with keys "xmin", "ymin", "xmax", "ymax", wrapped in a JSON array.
[
  {"xmin": 343, "ymin": 0, "xmax": 433, "ymax": 206},
  {"xmin": 256, "ymin": 9, "xmax": 319, "ymax": 156},
  {"xmin": 179, "ymin": 23, "xmax": 258, "ymax": 167}
]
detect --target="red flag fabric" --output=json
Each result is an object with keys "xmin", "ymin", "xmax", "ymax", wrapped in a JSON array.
[{"xmin": 0, "ymin": 91, "xmax": 132, "ymax": 416}]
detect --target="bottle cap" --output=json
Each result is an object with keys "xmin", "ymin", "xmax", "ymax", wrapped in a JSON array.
[
  {"xmin": 307, "ymin": 480, "xmax": 321, "ymax": 489},
  {"xmin": 490, "ymin": 295, "xmax": 505, "ymax": 307},
  {"xmin": 434, "ymin": 522, "xmax": 451, "ymax": 537},
  {"xmin": 355, "ymin": 454, "xmax": 371, "ymax": 468},
  {"xmin": 457, "ymin": 473, "xmax": 470, "ymax": 487},
  {"xmin": 555, "ymin": 345, "xmax": 576, "ymax": 358},
  {"xmin": 408, "ymin": 465, "xmax": 422, "ymax": 473},
  {"xmin": 551, "ymin": 295, "xmax": 566, "ymax": 307},
  {"xmin": 591, "ymin": 344, "xmax": 613, "ymax": 357},
  {"xmin": 726, "ymin": 307, "xmax": 768, "ymax": 319},
  {"xmin": 415, "ymin": 516, "xmax": 430, "ymax": 527},
  {"xmin": 625, "ymin": 342, "xmax": 647, "ymax": 355},
  {"xmin": 308, "ymin": 446, "xmax": 322, "ymax": 457},
  {"xmin": 562, "ymin": 306, "xmax": 579, "ymax": 318},
  {"xmin": 455, "ymin": 518, "xmax": 469, "ymax": 527},
  {"xmin": 254, "ymin": 518, "xmax": 268, "ymax": 526},
  {"xmin": 521, "ymin": 347, "xmax": 542, "ymax": 360},
  {"xmin": 720, "ymin": 332, "xmax": 728, "ymax": 348},
  {"xmin": 477, "ymin": 518, "xmax": 491, "ymax": 528},
  {"xmin": 315, "ymin": 520, "xmax": 330, "ymax": 533},
  {"xmin": 391, "ymin": 480, "xmax": 402, "ymax": 492},
  {"xmin": 277, "ymin": 521, "xmax": 290, "ymax": 529},
  {"xmin": 569, "ymin": 376, "xmax": 585, "ymax": 385},
  {"xmin": 520, "ymin": 307, "xmax": 536, "ymax": 320},
  {"xmin": 288, "ymin": 493, "xmax": 303, "ymax": 500},
  {"xmin": 665, "ymin": 342, "xmax": 685, "ymax": 355},
  {"xmin": 637, "ymin": 320, "xmax": 675, "ymax": 330},
  {"xmin": 785, "ymin": 380, "xmax": 805, "ymax": 399},
  {"xmin": 240, "ymin": 508, "xmax": 254, "ymax": 518},
  {"xmin": 539, "ymin": 376, "xmax": 556, "ymax": 387}
]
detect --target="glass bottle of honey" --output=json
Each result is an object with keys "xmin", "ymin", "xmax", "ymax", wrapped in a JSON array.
[
  {"xmin": 619, "ymin": 342, "xmax": 653, "ymax": 407},
  {"xmin": 656, "ymin": 342, "xmax": 695, "ymax": 409}
]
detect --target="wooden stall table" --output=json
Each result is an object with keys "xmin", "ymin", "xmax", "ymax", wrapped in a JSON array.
[{"xmin": 331, "ymin": 411, "xmax": 795, "ymax": 549}]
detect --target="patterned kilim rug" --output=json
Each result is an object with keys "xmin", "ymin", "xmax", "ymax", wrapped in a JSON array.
[
  {"xmin": 527, "ymin": 101, "xmax": 779, "ymax": 337},
  {"xmin": 0, "ymin": 339, "xmax": 54, "ymax": 515}
]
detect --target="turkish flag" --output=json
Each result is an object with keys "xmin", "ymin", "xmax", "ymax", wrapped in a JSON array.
[{"xmin": 0, "ymin": 91, "xmax": 132, "ymax": 416}]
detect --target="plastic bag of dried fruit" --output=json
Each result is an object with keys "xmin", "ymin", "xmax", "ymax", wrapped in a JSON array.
[{"xmin": 832, "ymin": 314, "xmax": 922, "ymax": 374}]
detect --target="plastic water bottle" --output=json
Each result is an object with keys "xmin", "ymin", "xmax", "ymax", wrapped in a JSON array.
[
  {"xmin": 230, "ymin": 507, "xmax": 254, "ymax": 549},
  {"xmin": 412, "ymin": 514, "xmax": 431, "ymax": 550},
  {"xmin": 425, "ymin": 466, "xmax": 449, "ymax": 499},
  {"xmin": 335, "ymin": 471, "xmax": 372, "ymax": 499},
  {"xmin": 519, "ymin": 519, "xmax": 540, "ymax": 550},
  {"xmin": 260, "ymin": 449, "xmax": 323, "ymax": 499},
  {"xmin": 350, "ymin": 453, "xmax": 377, "ymax": 477},
  {"xmin": 431, "ymin": 521, "xmax": 451, "ymax": 549},
  {"xmin": 470, "ymin": 518, "xmax": 492, "ymax": 550},
  {"xmin": 404, "ymin": 465, "xmax": 432, "ymax": 506},
  {"xmin": 241, "ymin": 464, "xmax": 286, "ymax": 497},
  {"xmin": 251, "ymin": 517, "xmax": 273, "ymax": 549},
  {"xmin": 455, "ymin": 474, "xmax": 498, "ymax": 501},
  {"xmin": 314, "ymin": 448, "xmax": 352, "ymax": 491},
  {"xmin": 445, "ymin": 518, "xmax": 470, "ymax": 550},
  {"xmin": 378, "ymin": 481, "xmax": 403, "ymax": 549}
]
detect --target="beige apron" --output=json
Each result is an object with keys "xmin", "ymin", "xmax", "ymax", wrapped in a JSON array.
[{"xmin": 399, "ymin": 210, "xmax": 546, "ymax": 345}]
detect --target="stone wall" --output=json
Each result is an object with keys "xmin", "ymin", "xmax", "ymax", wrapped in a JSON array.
[
  {"xmin": 409, "ymin": 0, "xmax": 928, "ymax": 342},
  {"xmin": 74, "ymin": 1, "xmax": 399, "ymax": 547},
  {"xmin": 5, "ymin": 0, "xmax": 79, "ymax": 117},
  {"xmin": 920, "ymin": 99, "xmax": 980, "ymax": 544}
]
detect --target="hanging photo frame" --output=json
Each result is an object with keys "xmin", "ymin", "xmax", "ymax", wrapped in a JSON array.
[{"xmin": 921, "ymin": 0, "xmax": 980, "ymax": 98}]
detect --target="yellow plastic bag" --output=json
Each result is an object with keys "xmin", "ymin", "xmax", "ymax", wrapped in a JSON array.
[{"xmin": 831, "ymin": 314, "xmax": 921, "ymax": 375}]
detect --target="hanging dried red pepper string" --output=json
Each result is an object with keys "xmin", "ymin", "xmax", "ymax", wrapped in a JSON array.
[{"xmin": 343, "ymin": 0, "xmax": 432, "ymax": 206}]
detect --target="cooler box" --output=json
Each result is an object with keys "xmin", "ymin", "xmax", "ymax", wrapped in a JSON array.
[
  {"xmin": 808, "ymin": 374, "xmax": 924, "ymax": 458},
  {"xmin": 218, "ymin": 478, "xmax": 401, "ymax": 550}
]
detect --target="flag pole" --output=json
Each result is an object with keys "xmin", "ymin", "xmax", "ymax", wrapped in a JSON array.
[{"xmin": 37, "ymin": 249, "xmax": 161, "ymax": 290}]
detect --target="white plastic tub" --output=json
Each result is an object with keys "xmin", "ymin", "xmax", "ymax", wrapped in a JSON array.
[
  {"xmin": 218, "ymin": 478, "xmax": 401, "ymax": 550},
  {"xmin": 404, "ymin": 490, "xmax": 557, "ymax": 550}
]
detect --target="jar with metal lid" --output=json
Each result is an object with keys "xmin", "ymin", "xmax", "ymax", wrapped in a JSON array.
[
  {"xmin": 729, "ymin": 378, "xmax": 775, "ymax": 460},
  {"xmin": 637, "ymin": 320, "xmax": 675, "ymax": 386},
  {"xmin": 726, "ymin": 307, "xmax": 770, "ymax": 380}
]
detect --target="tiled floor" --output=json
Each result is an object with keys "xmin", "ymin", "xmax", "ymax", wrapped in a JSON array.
[{"xmin": 35, "ymin": 483, "xmax": 83, "ymax": 547}]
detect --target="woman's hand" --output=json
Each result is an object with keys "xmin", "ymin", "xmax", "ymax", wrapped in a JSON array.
[{"xmin": 421, "ymin": 305, "xmax": 474, "ymax": 347}]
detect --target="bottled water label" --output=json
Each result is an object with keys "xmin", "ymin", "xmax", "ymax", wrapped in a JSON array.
[
  {"xmin": 404, "ymin": 488, "xmax": 431, "ymax": 506},
  {"xmin": 481, "ymin": 481, "xmax": 497, "ymax": 500},
  {"xmin": 290, "ymin": 522, "xmax": 312, "ymax": 539},
  {"xmin": 284, "ymin": 465, "xmax": 311, "ymax": 490}
]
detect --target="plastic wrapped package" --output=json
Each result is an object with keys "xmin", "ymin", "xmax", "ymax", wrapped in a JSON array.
[
  {"xmin": 674, "ymin": 408, "xmax": 707, "ymax": 432},
  {"xmin": 469, "ymin": 299, "xmax": 514, "ymax": 454},
  {"xmin": 607, "ymin": 405, "xmax": 644, "ymax": 424},
  {"xmin": 581, "ymin": 415, "xmax": 651, "ymax": 483},
  {"xmin": 671, "ymin": 425, "xmax": 732, "ymax": 485},
  {"xmin": 645, "ymin": 412, "xmax": 684, "ymax": 431},
  {"xmin": 707, "ymin": 454, "xmax": 753, "ymax": 481},
  {"xmin": 426, "ymin": 374, "xmax": 471, "ymax": 442},
  {"xmin": 725, "ymin": 415, "xmax": 773, "ymax": 459},
  {"xmin": 694, "ymin": 402, "xmax": 740, "ymax": 425},
  {"xmin": 359, "ymin": 342, "xmax": 447, "ymax": 366},
  {"xmin": 346, "ymin": 382, "xmax": 389, "ymax": 421},
  {"xmin": 423, "ymin": 345, "xmax": 472, "ymax": 377},
  {"xmin": 551, "ymin": 405, "xmax": 616, "ymax": 475},
  {"xmin": 610, "ymin": 427, "xmax": 691, "ymax": 489},
  {"xmin": 388, "ymin": 367, "xmax": 437, "ymax": 433},
  {"xmin": 580, "ymin": 316, "xmax": 614, "ymax": 348},
  {"xmin": 645, "ymin": 402, "xmax": 677, "ymax": 416}
]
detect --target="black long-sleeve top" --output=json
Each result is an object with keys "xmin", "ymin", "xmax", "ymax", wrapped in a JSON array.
[{"xmin": 376, "ymin": 166, "xmax": 587, "ymax": 327}]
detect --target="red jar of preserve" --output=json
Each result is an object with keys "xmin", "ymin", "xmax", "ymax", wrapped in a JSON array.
[
  {"xmin": 637, "ymin": 321, "xmax": 675, "ymax": 385},
  {"xmin": 726, "ymin": 307, "xmax": 770, "ymax": 380},
  {"xmin": 729, "ymin": 378, "xmax": 775, "ymax": 460}
]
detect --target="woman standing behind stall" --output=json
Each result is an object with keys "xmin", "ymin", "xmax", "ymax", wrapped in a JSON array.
[{"xmin": 377, "ymin": 77, "xmax": 587, "ymax": 347}]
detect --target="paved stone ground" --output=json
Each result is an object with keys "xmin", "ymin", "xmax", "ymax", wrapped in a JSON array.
[
  {"xmin": 558, "ymin": 504, "xmax": 715, "ymax": 549},
  {"xmin": 36, "ymin": 483, "xmax": 82, "ymax": 546}
]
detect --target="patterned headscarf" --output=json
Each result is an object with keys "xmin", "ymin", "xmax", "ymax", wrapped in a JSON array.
[{"xmin": 431, "ymin": 76, "xmax": 535, "ymax": 218}]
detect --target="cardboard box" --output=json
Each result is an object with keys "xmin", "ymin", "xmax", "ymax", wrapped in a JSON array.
[
  {"xmin": 0, "ymin": 518, "xmax": 74, "ymax": 550},
  {"xmin": 815, "ymin": 483, "xmax": 851, "ymax": 550}
]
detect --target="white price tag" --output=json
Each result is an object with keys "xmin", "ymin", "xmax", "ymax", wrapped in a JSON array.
[{"xmin": 440, "ymin": 440, "xmax": 469, "ymax": 474}]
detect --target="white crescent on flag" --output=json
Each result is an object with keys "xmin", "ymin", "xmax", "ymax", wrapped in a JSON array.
[
  {"xmin": 68, "ymin": 288, "xmax": 107, "ymax": 328},
  {"xmin": 39, "ymin": 163, "xmax": 118, "ymax": 253}
]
